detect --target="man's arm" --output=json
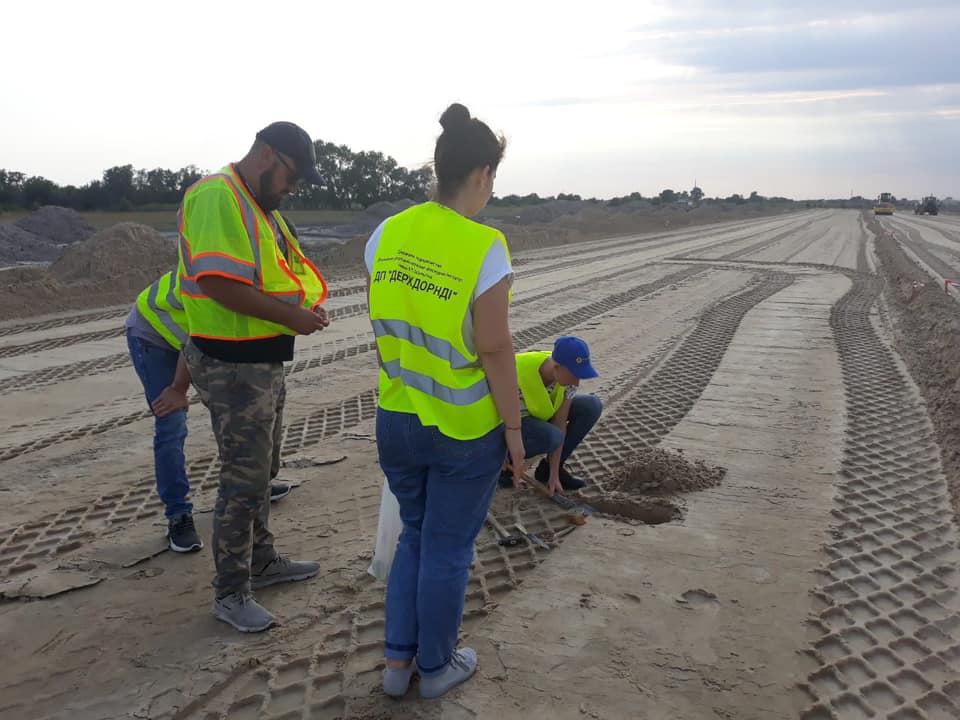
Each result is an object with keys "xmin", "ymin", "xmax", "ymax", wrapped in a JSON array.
[
  {"xmin": 546, "ymin": 397, "xmax": 573, "ymax": 494},
  {"xmin": 152, "ymin": 352, "xmax": 192, "ymax": 418},
  {"xmin": 197, "ymin": 276, "xmax": 326, "ymax": 335}
]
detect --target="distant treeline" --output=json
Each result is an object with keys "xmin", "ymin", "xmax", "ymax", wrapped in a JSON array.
[
  {"xmin": 490, "ymin": 187, "xmax": 794, "ymax": 207},
  {"xmin": 0, "ymin": 141, "xmax": 434, "ymax": 213},
  {"xmin": 4, "ymin": 144, "xmax": 830, "ymax": 214}
]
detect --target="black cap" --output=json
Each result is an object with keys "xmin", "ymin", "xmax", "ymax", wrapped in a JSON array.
[{"xmin": 256, "ymin": 121, "xmax": 325, "ymax": 186}]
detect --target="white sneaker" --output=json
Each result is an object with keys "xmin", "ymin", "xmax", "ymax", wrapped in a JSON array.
[{"xmin": 419, "ymin": 648, "xmax": 478, "ymax": 699}]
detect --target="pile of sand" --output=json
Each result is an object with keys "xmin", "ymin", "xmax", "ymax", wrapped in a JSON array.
[
  {"xmin": 0, "ymin": 223, "xmax": 176, "ymax": 320},
  {"xmin": 51, "ymin": 222, "xmax": 176, "ymax": 288},
  {"xmin": 0, "ymin": 206, "xmax": 95, "ymax": 265},
  {"xmin": 575, "ymin": 447, "xmax": 724, "ymax": 525},
  {"xmin": 607, "ymin": 447, "xmax": 727, "ymax": 495}
]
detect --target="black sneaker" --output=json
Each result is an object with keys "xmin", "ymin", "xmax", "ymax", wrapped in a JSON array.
[
  {"xmin": 168, "ymin": 514, "xmax": 202, "ymax": 553},
  {"xmin": 270, "ymin": 482, "xmax": 292, "ymax": 502},
  {"xmin": 558, "ymin": 466, "xmax": 587, "ymax": 491},
  {"xmin": 535, "ymin": 460, "xmax": 586, "ymax": 492}
]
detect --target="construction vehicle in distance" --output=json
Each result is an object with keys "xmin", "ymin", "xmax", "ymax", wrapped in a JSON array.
[
  {"xmin": 874, "ymin": 192, "xmax": 895, "ymax": 215},
  {"xmin": 914, "ymin": 196, "xmax": 939, "ymax": 215}
]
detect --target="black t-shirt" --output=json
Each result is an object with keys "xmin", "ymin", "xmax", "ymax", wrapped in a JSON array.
[{"xmin": 192, "ymin": 334, "xmax": 295, "ymax": 363}]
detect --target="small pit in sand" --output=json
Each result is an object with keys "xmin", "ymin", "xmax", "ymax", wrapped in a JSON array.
[{"xmin": 587, "ymin": 495, "xmax": 681, "ymax": 525}]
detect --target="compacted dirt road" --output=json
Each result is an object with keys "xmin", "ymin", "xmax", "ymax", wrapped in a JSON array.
[{"xmin": 1, "ymin": 210, "xmax": 958, "ymax": 719}]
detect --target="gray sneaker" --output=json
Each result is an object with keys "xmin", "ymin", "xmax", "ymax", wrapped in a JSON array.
[
  {"xmin": 212, "ymin": 592, "xmax": 276, "ymax": 633},
  {"xmin": 382, "ymin": 662, "xmax": 416, "ymax": 698},
  {"xmin": 251, "ymin": 556, "xmax": 320, "ymax": 590},
  {"xmin": 419, "ymin": 647, "xmax": 478, "ymax": 699}
]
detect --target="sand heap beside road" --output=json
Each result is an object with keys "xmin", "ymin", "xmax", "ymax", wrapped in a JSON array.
[
  {"xmin": 0, "ymin": 222, "xmax": 176, "ymax": 320},
  {"xmin": 51, "ymin": 222, "xmax": 176, "ymax": 288}
]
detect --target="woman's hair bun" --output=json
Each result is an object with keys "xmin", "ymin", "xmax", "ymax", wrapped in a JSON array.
[{"xmin": 439, "ymin": 103, "xmax": 471, "ymax": 131}]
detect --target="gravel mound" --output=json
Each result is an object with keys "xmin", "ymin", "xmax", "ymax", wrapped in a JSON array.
[
  {"xmin": 13, "ymin": 206, "xmax": 95, "ymax": 246},
  {"xmin": 0, "ymin": 206, "xmax": 96, "ymax": 265}
]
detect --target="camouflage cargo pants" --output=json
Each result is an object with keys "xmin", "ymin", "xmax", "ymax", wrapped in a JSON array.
[{"xmin": 183, "ymin": 340, "xmax": 284, "ymax": 597}]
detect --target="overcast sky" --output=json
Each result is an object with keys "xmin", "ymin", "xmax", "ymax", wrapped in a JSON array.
[{"xmin": 3, "ymin": 0, "xmax": 958, "ymax": 200}]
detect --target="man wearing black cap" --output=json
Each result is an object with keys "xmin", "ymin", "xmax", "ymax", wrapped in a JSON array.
[
  {"xmin": 177, "ymin": 122, "xmax": 330, "ymax": 632},
  {"xmin": 248, "ymin": 122, "xmax": 326, "ymax": 211}
]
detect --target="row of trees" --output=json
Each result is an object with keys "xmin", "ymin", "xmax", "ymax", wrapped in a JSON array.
[
  {"xmin": 490, "ymin": 187, "xmax": 788, "ymax": 208},
  {"xmin": 0, "ymin": 166, "xmax": 206, "ymax": 212},
  {"xmin": 288, "ymin": 142, "xmax": 432, "ymax": 210},
  {"xmin": 2, "ymin": 155, "xmax": 793, "ymax": 214},
  {"xmin": 0, "ymin": 141, "xmax": 434, "ymax": 213}
]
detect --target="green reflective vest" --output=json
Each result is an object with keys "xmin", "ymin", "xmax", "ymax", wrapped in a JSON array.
[
  {"xmin": 517, "ymin": 351, "xmax": 564, "ymax": 420},
  {"xmin": 136, "ymin": 270, "xmax": 188, "ymax": 350},
  {"xmin": 177, "ymin": 165, "xmax": 327, "ymax": 341},
  {"xmin": 369, "ymin": 202, "xmax": 511, "ymax": 440}
]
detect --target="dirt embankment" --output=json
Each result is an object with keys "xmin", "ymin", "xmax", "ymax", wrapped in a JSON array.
[
  {"xmin": 306, "ymin": 201, "xmax": 799, "ymax": 269},
  {"xmin": 0, "ymin": 201, "xmax": 800, "ymax": 322},
  {"xmin": 873, "ymin": 214, "xmax": 960, "ymax": 520}
]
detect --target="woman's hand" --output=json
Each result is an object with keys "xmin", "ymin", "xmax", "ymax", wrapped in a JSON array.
[{"xmin": 505, "ymin": 427, "xmax": 525, "ymax": 488}]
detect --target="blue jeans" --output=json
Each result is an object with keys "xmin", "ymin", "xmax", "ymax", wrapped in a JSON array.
[
  {"xmin": 126, "ymin": 331, "xmax": 192, "ymax": 519},
  {"xmin": 377, "ymin": 408, "xmax": 505, "ymax": 676},
  {"xmin": 521, "ymin": 393, "xmax": 603, "ymax": 462}
]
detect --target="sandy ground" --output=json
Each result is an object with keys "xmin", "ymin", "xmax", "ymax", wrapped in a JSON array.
[{"xmin": 1, "ymin": 210, "xmax": 959, "ymax": 719}]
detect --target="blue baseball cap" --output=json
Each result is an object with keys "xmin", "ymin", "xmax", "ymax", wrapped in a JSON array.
[{"xmin": 552, "ymin": 336, "xmax": 598, "ymax": 379}]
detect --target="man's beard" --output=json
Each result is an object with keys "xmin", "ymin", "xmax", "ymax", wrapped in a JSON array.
[{"xmin": 257, "ymin": 170, "xmax": 284, "ymax": 212}]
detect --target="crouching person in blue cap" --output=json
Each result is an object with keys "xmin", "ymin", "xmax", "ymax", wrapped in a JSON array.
[{"xmin": 499, "ymin": 336, "xmax": 603, "ymax": 493}]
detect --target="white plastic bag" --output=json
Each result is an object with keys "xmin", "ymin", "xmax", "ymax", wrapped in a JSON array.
[{"xmin": 367, "ymin": 477, "xmax": 402, "ymax": 583}]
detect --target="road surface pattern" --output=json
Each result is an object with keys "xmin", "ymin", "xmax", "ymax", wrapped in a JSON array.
[{"xmin": 0, "ymin": 211, "xmax": 957, "ymax": 719}]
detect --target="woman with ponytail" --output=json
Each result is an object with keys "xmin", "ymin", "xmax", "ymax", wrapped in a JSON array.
[{"xmin": 365, "ymin": 103, "xmax": 523, "ymax": 699}]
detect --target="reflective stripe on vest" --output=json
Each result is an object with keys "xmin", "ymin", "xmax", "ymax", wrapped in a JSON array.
[
  {"xmin": 177, "ymin": 166, "xmax": 328, "ymax": 341},
  {"xmin": 371, "ymin": 318, "xmax": 479, "ymax": 370},
  {"xmin": 178, "ymin": 174, "xmax": 260, "ymax": 286},
  {"xmin": 380, "ymin": 360, "xmax": 491, "ymax": 405},
  {"xmin": 147, "ymin": 278, "xmax": 187, "ymax": 345},
  {"xmin": 136, "ymin": 271, "xmax": 189, "ymax": 350},
  {"xmin": 369, "ymin": 202, "xmax": 511, "ymax": 440}
]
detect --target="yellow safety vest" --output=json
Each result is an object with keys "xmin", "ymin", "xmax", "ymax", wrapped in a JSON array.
[
  {"xmin": 177, "ymin": 165, "xmax": 327, "ymax": 341},
  {"xmin": 136, "ymin": 270, "xmax": 188, "ymax": 350},
  {"xmin": 369, "ymin": 201, "xmax": 511, "ymax": 440},
  {"xmin": 517, "ymin": 351, "xmax": 564, "ymax": 420}
]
